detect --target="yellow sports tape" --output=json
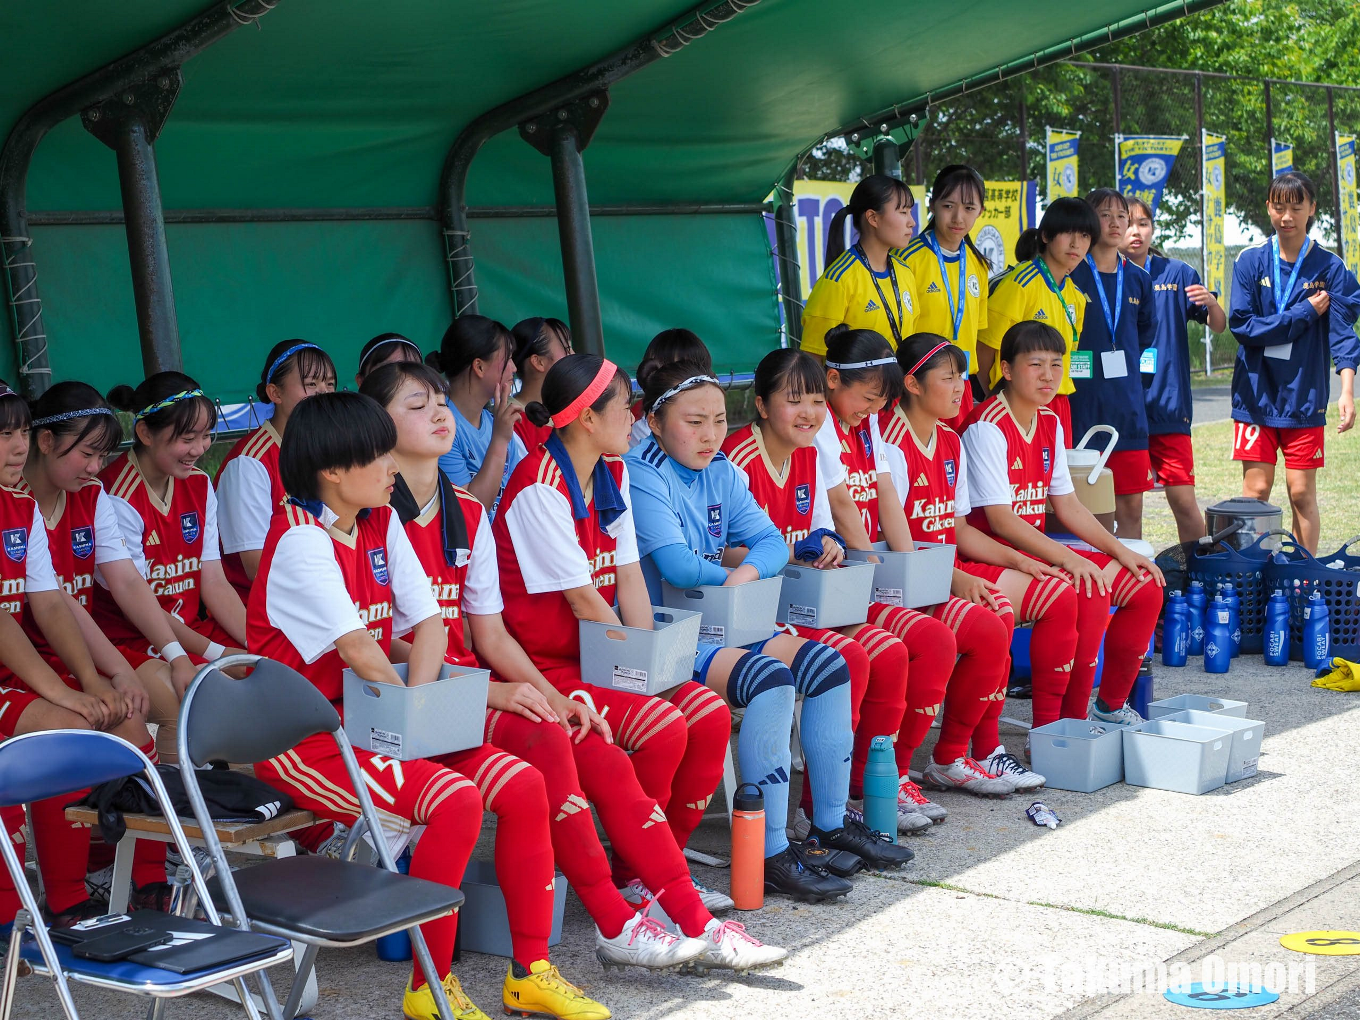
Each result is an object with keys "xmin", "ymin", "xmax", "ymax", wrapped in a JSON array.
[{"xmin": 1279, "ymin": 931, "xmax": 1360, "ymax": 955}]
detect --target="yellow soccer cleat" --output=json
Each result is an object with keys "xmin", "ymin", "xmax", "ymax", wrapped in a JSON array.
[
  {"xmin": 403, "ymin": 972, "xmax": 492, "ymax": 1020},
  {"xmin": 502, "ymin": 960, "xmax": 611, "ymax": 1019}
]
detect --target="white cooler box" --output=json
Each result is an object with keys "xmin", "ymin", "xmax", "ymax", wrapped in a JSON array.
[
  {"xmin": 844, "ymin": 541, "xmax": 954, "ymax": 608},
  {"xmin": 579, "ymin": 607, "xmax": 701, "ymax": 696},
  {"xmin": 343, "ymin": 662, "xmax": 489, "ymax": 761},
  {"xmin": 776, "ymin": 561, "xmax": 875, "ymax": 629},
  {"xmin": 661, "ymin": 575, "xmax": 783, "ymax": 648}
]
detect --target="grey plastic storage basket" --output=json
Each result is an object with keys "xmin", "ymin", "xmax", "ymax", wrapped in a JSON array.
[
  {"xmin": 660, "ymin": 575, "xmax": 783, "ymax": 648},
  {"xmin": 776, "ymin": 561, "xmax": 875, "ymax": 629},
  {"xmin": 1159, "ymin": 709, "xmax": 1264, "ymax": 783},
  {"xmin": 343, "ymin": 661, "xmax": 489, "ymax": 761},
  {"xmin": 1146, "ymin": 694, "xmax": 1248, "ymax": 719},
  {"xmin": 1027, "ymin": 718, "xmax": 1123, "ymax": 793},
  {"xmin": 579, "ymin": 607, "xmax": 702, "ymax": 695},
  {"xmin": 844, "ymin": 541, "xmax": 955, "ymax": 608},
  {"xmin": 1121, "ymin": 720, "xmax": 1232, "ymax": 795}
]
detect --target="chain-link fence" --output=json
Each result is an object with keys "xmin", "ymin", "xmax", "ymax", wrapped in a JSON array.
[{"xmin": 826, "ymin": 63, "xmax": 1360, "ymax": 377}]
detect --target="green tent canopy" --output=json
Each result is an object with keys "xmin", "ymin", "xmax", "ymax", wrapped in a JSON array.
[{"xmin": 1, "ymin": 0, "xmax": 1223, "ymax": 399}]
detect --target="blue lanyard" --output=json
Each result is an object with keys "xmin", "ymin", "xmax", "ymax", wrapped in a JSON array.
[
  {"xmin": 1085, "ymin": 254, "xmax": 1125, "ymax": 349},
  {"xmin": 1270, "ymin": 235, "xmax": 1312, "ymax": 315},
  {"xmin": 924, "ymin": 230, "xmax": 966, "ymax": 341}
]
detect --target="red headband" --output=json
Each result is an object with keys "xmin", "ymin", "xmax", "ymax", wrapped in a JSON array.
[
  {"xmin": 905, "ymin": 341, "xmax": 953, "ymax": 377},
  {"xmin": 552, "ymin": 359, "xmax": 618, "ymax": 428}
]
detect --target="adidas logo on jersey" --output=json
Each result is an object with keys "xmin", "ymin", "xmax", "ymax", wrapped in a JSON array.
[
  {"xmin": 915, "ymin": 473, "xmax": 928, "ymax": 487},
  {"xmin": 1011, "ymin": 457, "xmax": 1024, "ymax": 470},
  {"xmin": 145, "ymin": 530, "xmax": 161, "ymax": 547},
  {"xmin": 865, "ymin": 299, "xmax": 880, "ymax": 312},
  {"xmin": 926, "ymin": 281, "xmax": 941, "ymax": 293},
  {"xmin": 1034, "ymin": 309, "xmax": 1049, "ymax": 320}
]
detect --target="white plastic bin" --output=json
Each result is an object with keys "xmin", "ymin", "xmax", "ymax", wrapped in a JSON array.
[
  {"xmin": 343, "ymin": 662, "xmax": 489, "ymax": 761},
  {"xmin": 660, "ymin": 575, "xmax": 783, "ymax": 647},
  {"xmin": 844, "ymin": 542, "xmax": 954, "ymax": 608},
  {"xmin": 1146, "ymin": 694, "xmax": 1248, "ymax": 720},
  {"xmin": 579, "ymin": 607, "xmax": 701, "ymax": 695},
  {"xmin": 1158, "ymin": 709, "xmax": 1264, "ymax": 783},
  {"xmin": 457, "ymin": 860, "xmax": 567, "ymax": 958},
  {"xmin": 1121, "ymin": 720, "xmax": 1232, "ymax": 795},
  {"xmin": 1027, "ymin": 718, "xmax": 1124, "ymax": 792},
  {"xmin": 776, "ymin": 561, "xmax": 875, "ymax": 629}
]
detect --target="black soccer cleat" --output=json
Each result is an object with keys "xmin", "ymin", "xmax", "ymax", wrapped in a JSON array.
[
  {"xmin": 763, "ymin": 842, "xmax": 853, "ymax": 903},
  {"xmin": 809, "ymin": 815, "xmax": 916, "ymax": 870}
]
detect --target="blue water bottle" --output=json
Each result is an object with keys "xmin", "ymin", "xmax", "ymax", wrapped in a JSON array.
[
  {"xmin": 1187, "ymin": 581, "xmax": 1207, "ymax": 655},
  {"xmin": 1161, "ymin": 591, "xmax": 1189, "ymax": 667},
  {"xmin": 1303, "ymin": 591, "xmax": 1331, "ymax": 669},
  {"xmin": 1263, "ymin": 589, "xmax": 1290, "ymax": 666},
  {"xmin": 375, "ymin": 849, "xmax": 413, "ymax": 961},
  {"xmin": 862, "ymin": 735, "xmax": 899, "ymax": 844},
  {"xmin": 1220, "ymin": 585, "xmax": 1242, "ymax": 658},
  {"xmin": 1204, "ymin": 597, "xmax": 1232, "ymax": 674}
]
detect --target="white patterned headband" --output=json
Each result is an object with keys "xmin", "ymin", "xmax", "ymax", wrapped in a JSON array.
[
  {"xmin": 32, "ymin": 407, "xmax": 116, "ymax": 427},
  {"xmin": 825, "ymin": 357, "xmax": 898, "ymax": 370},
  {"xmin": 649, "ymin": 374, "xmax": 721, "ymax": 414}
]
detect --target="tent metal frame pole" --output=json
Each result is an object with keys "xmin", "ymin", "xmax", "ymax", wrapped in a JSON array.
[
  {"xmin": 771, "ymin": 165, "xmax": 802, "ymax": 347},
  {"xmin": 549, "ymin": 124, "xmax": 603, "ymax": 357},
  {"xmin": 437, "ymin": 0, "xmax": 764, "ymax": 322},
  {"xmin": 871, "ymin": 138, "xmax": 902, "ymax": 179},
  {"xmin": 0, "ymin": 0, "xmax": 280, "ymax": 398}
]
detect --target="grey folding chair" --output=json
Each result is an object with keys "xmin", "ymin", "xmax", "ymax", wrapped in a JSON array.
[
  {"xmin": 0, "ymin": 729, "xmax": 292, "ymax": 1020},
  {"xmin": 177, "ymin": 655, "xmax": 464, "ymax": 1020}
]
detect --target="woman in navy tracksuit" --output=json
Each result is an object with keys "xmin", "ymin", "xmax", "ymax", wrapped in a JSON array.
[{"xmin": 1229, "ymin": 171, "xmax": 1360, "ymax": 553}]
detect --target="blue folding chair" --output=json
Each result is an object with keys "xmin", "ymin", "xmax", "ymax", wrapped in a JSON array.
[{"xmin": 0, "ymin": 729, "xmax": 293, "ymax": 1020}]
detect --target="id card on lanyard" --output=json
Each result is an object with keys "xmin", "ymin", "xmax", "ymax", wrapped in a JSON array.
[
  {"xmin": 1266, "ymin": 235, "xmax": 1312, "ymax": 361},
  {"xmin": 853, "ymin": 244, "xmax": 905, "ymax": 345},
  {"xmin": 1085, "ymin": 254, "xmax": 1127, "ymax": 379}
]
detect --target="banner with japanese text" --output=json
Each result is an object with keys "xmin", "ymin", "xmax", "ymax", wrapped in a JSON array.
[
  {"xmin": 1337, "ymin": 134, "xmax": 1358, "ymax": 277},
  {"xmin": 1116, "ymin": 134, "xmax": 1186, "ymax": 215},
  {"xmin": 1046, "ymin": 127, "xmax": 1081, "ymax": 201},
  {"xmin": 1202, "ymin": 131, "xmax": 1227, "ymax": 297}
]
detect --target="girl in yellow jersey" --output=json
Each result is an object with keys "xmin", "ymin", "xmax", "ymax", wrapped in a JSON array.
[
  {"xmin": 895, "ymin": 165, "xmax": 990, "ymax": 430},
  {"xmin": 802, "ymin": 175, "xmax": 919, "ymax": 357},
  {"xmin": 975, "ymin": 198, "xmax": 1099, "ymax": 443}
]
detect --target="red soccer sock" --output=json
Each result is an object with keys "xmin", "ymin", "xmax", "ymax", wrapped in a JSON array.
[
  {"xmin": 1091, "ymin": 569, "xmax": 1160, "ymax": 713},
  {"xmin": 606, "ymin": 699, "xmax": 687, "ymax": 888},
  {"xmin": 408, "ymin": 782, "xmax": 481, "ymax": 990},
  {"xmin": 1021, "ymin": 577, "xmax": 1080, "ymax": 729},
  {"xmin": 933, "ymin": 600, "xmax": 1011, "ymax": 763},
  {"xmin": 30, "ymin": 793, "xmax": 93, "ymax": 914},
  {"xmin": 0, "ymin": 805, "xmax": 26, "ymax": 924},
  {"xmin": 1064, "ymin": 583, "xmax": 1113, "ymax": 721},
  {"xmin": 850, "ymin": 628, "xmax": 907, "ymax": 793},
  {"xmin": 971, "ymin": 601, "xmax": 1016, "ymax": 756},
  {"xmin": 869, "ymin": 608, "xmax": 954, "ymax": 771},
  {"xmin": 132, "ymin": 740, "xmax": 167, "ymax": 890},
  {"xmin": 661, "ymin": 683, "xmax": 731, "ymax": 852},
  {"xmin": 481, "ymin": 757, "xmax": 554, "ymax": 968}
]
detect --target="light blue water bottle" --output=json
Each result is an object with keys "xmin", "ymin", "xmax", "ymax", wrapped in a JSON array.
[
  {"xmin": 1161, "ymin": 591, "xmax": 1188, "ymax": 667},
  {"xmin": 1204, "ymin": 597, "xmax": 1231, "ymax": 674},
  {"xmin": 1220, "ymin": 585, "xmax": 1242, "ymax": 658},
  {"xmin": 1187, "ymin": 581, "xmax": 1207, "ymax": 655},
  {"xmin": 1303, "ymin": 591, "xmax": 1331, "ymax": 669},
  {"xmin": 862, "ymin": 735, "xmax": 899, "ymax": 844},
  {"xmin": 1263, "ymin": 589, "xmax": 1290, "ymax": 666}
]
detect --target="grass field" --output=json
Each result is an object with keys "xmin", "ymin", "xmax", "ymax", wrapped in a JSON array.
[{"xmin": 1140, "ymin": 402, "xmax": 1360, "ymax": 556}]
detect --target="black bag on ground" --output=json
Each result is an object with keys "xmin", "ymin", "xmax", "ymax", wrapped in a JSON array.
[{"xmin": 70, "ymin": 764, "xmax": 294, "ymax": 844}]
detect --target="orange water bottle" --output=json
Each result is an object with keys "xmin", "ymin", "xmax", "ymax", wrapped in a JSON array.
[{"xmin": 730, "ymin": 783, "xmax": 765, "ymax": 911}]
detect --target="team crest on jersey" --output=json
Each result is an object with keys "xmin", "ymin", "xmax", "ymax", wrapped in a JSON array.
[
  {"xmin": 968, "ymin": 274, "xmax": 980, "ymax": 297},
  {"xmin": 794, "ymin": 483, "xmax": 811, "ymax": 515},
  {"xmin": 859, "ymin": 430, "xmax": 873, "ymax": 458},
  {"xmin": 2, "ymin": 528, "xmax": 26, "ymax": 563},
  {"xmin": 1042, "ymin": 447, "xmax": 1052, "ymax": 473},
  {"xmin": 944, "ymin": 459, "xmax": 957, "ymax": 487},
  {"xmin": 707, "ymin": 504, "xmax": 723, "ymax": 538},
  {"xmin": 179, "ymin": 512, "xmax": 200, "ymax": 544},
  {"xmin": 70, "ymin": 526, "xmax": 94, "ymax": 559},
  {"xmin": 367, "ymin": 548, "xmax": 390, "ymax": 585}
]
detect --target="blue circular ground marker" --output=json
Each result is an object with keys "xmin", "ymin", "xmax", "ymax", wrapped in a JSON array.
[{"xmin": 1164, "ymin": 984, "xmax": 1280, "ymax": 1009}]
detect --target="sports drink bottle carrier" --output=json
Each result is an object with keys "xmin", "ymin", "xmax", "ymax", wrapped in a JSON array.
[{"xmin": 1264, "ymin": 534, "xmax": 1360, "ymax": 661}]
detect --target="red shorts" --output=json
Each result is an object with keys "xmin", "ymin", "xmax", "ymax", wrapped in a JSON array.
[
  {"xmin": 1232, "ymin": 421, "xmax": 1325, "ymax": 470},
  {"xmin": 0, "ymin": 686, "xmax": 41, "ymax": 738},
  {"xmin": 942, "ymin": 384, "xmax": 976, "ymax": 434},
  {"xmin": 1148, "ymin": 433, "xmax": 1195, "ymax": 487},
  {"xmin": 1049, "ymin": 394, "xmax": 1074, "ymax": 445},
  {"xmin": 1106, "ymin": 449, "xmax": 1154, "ymax": 496}
]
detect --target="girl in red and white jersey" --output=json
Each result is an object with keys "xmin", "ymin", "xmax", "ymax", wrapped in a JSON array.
[
  {"xmin": 99, "ymin": 373, "xmax": 245, "ymax": 670},
  {"xmin": 961, "ymin": 321, "xmax": 1164, "ymax": 729},
  {"xmin": 361, "ymin": 361, "xmax": 782, "ymax": 981},
  {"xmin": 814, "ymin": 326, "xmax": 1012, "ymax": 799},
  {"xmin": 510, "ymin": 317, "xmax": 573, "ymax": 453},
  {"xmin": 0, "ymin": 381, "xmax": 168, "ymax": 926},
  {"xmin": 879, "ymin": 333, "xmax": 1059, "ymax": 791},
  {"xmin": 216, "ymin": 341, "xmax": 337, "ymax": 600},
  {"xmin": 628, "ymin": 329, "xmax": 713, "ymax": 450},
  {"xmin": 721, "ymin": 349, "xmax": 926, "ymax": 833}
]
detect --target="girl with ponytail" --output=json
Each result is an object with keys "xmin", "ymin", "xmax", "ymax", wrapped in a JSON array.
[
  {"xmin": 509, "ymin": 317, "xmax": 573, "ymax": 452},
  {"xmin": 896, "ymin": 164, "xmax": 991, "ymax": 429},
  {"xmin": 801, "ymin": 174, "xmax": 919, "ymax": 358}
]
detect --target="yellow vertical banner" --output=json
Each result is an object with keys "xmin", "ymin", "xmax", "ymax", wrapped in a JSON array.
[
  {"xmin": 1046, "ymin": 127, "xmax": 1081, "ymax": 201},
  {"xmin": 1337, "ymin": 134, "xmax": 1359, "ymax": 278},
  {"xmin": 1272, "ymin": 139, "xmax": 1294, "ymax": 176},
  {"xmin": 1202, "ymin": 131, "xmax": 1227, "ymax": 298}
]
